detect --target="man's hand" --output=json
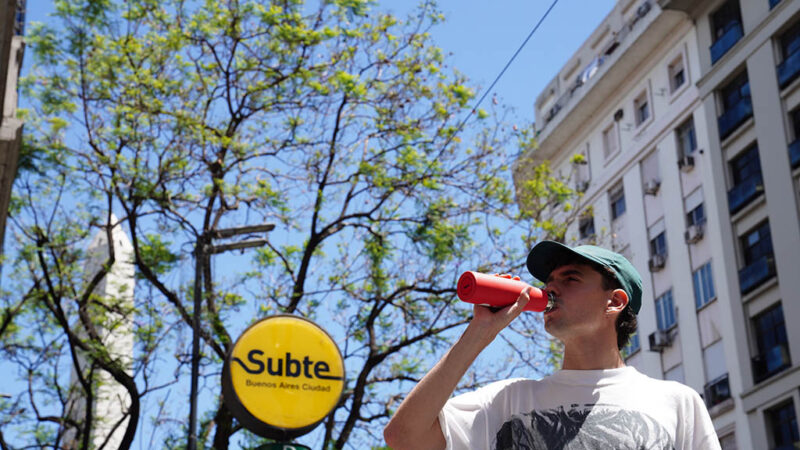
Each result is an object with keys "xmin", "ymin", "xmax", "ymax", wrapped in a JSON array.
[{"xmin": 469, "ymin": 274, "xmax": 531, "ymax": 344}]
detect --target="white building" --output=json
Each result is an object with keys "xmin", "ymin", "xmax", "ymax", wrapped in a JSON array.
[
  {"xmin": 513, "ymin": 0, "xmax": 800, "ymax": 448},
  {"xmin": 0, "ymin": 0, "xmax": 25, "ymax": 273},
  {"xmin": 64, "ymin": 216, "xmax": 135, "ymax": 449}
]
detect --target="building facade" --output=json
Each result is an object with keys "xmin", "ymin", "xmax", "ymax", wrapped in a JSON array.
[
  {"xmin": 513, "ymin": 0, "xmax": 800, "ymax": 448},
  {"xmin": 0, "ymin": 0, "xmax": 25, "ymax": 272}
]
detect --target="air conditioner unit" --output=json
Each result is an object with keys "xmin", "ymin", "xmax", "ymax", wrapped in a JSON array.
[
  {"xmin": 684, "ymin": 223, "xmax": 704, "ymax": 244},
  {"xmin": 576, "ymin": 181, "xmax": 590, "ymax": 193},
  {"xmin": 678, "ymin": 155, "xmax": 695, "ymax": 173},
  {"xmin": 648, "ymin": 253, "xmax": 666, "ymax": 271},
  {"xmin": 643, "ymin": 179, "xmax": 661, "ymax": 196},
  {"xmin": 648, "ymin": 330, "xmax": 672, "ymax": 352}
]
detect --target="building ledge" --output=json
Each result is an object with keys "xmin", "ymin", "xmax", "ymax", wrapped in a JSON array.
[
  {"xmin": 708, "ymin": 397, "xmax": 735, "ymax": 419},
  {"xmin": 657, "ymin": 0, "xmax": 705, "ymax": 18},
  {"xmin": 740, "ymin": 273, "xmax": 778, "ymax": 304},
  {"xmin": 741, "ymin": 364, "xmax": 800, "ymax": 413},
  {"xmin": 719, "ymin": 116, "xmax": 755, "ymax": 150},
  {"xmin": 729, "ymin": 188, "xmax": 765, "ymax": 225}
]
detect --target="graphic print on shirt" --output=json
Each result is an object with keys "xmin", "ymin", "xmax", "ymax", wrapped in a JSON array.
[{"xmin": 493, "ymin": 403, "xmax": 675, "ymax": 450}]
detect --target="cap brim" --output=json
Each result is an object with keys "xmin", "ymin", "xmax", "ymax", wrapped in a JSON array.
[{"xmin": 526, "ymin": 240, "xmax": 606, "ymax": 283}]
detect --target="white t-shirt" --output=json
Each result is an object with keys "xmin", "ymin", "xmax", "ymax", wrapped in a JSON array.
[{"xmin": 438, "ymin": 366, "xmax": 720, "ymax": 450}]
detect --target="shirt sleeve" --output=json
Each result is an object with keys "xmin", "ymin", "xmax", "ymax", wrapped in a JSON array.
[
  {"xmin": 679, "ymin": 387, "xmax": 721, "ymax": 450},
  {"xmin": 438, "ymin": 381, "xmax": 512, "ymax": 450}
]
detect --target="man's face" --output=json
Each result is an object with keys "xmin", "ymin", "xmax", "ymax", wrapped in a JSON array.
[{"xmin": 543, "ymin": 263, "xmax": 614, "ymax": 340}]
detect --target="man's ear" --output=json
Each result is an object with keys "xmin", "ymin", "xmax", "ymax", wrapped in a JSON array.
[{"xmin": 607, "ymin": 288, "xmax": 629, "ymax": 314}]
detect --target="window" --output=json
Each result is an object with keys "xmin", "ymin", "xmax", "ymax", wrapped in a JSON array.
[
  {"xmin": 752, "ymin": 303, "xmax": 790, "ymax": 383},
  {"xmin": 668, "ymin": 56, "xmax": 686, "ymax": 93},
  {"xmin": 603, "ymin": 124, "xmax": 618, "ymax": 159},
  {"xmin": 793, "ymin": 108, "xmax": 800, "ymax": 141},
  {"xmin": 742, "ymin": 222, "xmax": 773, "ymax": 266},
  {"xmin": 710, "ymin": 0, "xmax": 743, "ymax": 64},
  {"xmin": 728, "ymin": 145, "xmax": 763, "ymax": 214},
  {"xmin": 622, "ymin": 331, "xmax": 640, "ymax": 358},
  {"xmin": 693, "ymin": 262, "xmax": 716, "ymax": 309},
  {"xmin": 703, "ymin": 341, "xmax": 729, "ymax": 408},
  {"xmin": 676, "ymin": 118, "xmax": 697, "ymax": 158},
  {"xmin": 634, "ymin": 91, "xmax": 650, "ymax": 126},
  {"xmin": 655, "ymin": 289, "xmax": 676, "ymax": 331},
  {"xmin": 731, "ymin": 145, "xmax": 761, "ymax": 187},
  {"xmin": 609, "ymin": 185, "xmax": 626, "ymax": 220},
  {"xmin": 780, "ymin": 21, "xmax": 800, "ymax": 63},
  {"xmin": 721, "ymin": 71, "xmax": 750, "ymax": 113},
  {"xmin": 650, "ymin": 232, "xmax": 667, "ymax": 257},
  {"xmin": 711, "ymin": 0, "xmax": 742, "ymax": 41},
  {"xmin": 687, "ymin": 203, "xmax": 705, "ymax": 227},
  {"xmin": 717, "ymin": 70, "xmax": 752, "ymax": 140},
  {"xmin": 778, "ymin": 21, "xmax": 800, "ymax": 88},
  {"xmin": 767, "ymin": 401, "xmax": 799, "ymax": 449},
  {"xmin": 579, "ymin": 216, "xmax": 595, "ymax": 240},
  {"xmin": 739, "ymin": 221, "xmax": 775, "ymax": 294},
  {"xmin": 791, "ymin": 109, "xmax": 800, "ymax": 168}
]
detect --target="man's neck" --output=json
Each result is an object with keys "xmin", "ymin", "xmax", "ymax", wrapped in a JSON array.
[{"xmin": 560, "ymin": 335, "xmax": 625, "ymax": 370}]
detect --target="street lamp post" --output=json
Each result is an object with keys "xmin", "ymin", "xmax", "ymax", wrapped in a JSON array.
[{"xmin": 187, "ymin": 223, "xmax": 275, "ymax": 450}]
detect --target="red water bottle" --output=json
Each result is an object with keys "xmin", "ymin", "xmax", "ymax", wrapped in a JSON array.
[{"xmin": 456, "ymin": 271, "xmax": 555, "ymax": 312}]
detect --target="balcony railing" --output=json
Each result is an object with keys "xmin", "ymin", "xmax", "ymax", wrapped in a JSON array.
[
  {"xmin": 752, "ymin": 344, "xmax": 791, "ymax": 384},
  {"xmin": 778, "ymin": 49, "xmax": 800, "ymax": 89},
  {"xmin": 790, "ymin": 139, "xmax": 800, "ymax": 169},
  {"xmin": 738, "ymin": 255, "xmax": 775, "ymax": 294},
  {"xmin": 703, "ymin": 374, "xmax": 731, "ymax": 408},
  {"xmin": 728, "ymin": 174, "xmax": 763, "ymax": 214},
  {"xmin": 718, "ymin": 94, "xmax": 753, "ymax": 140},
  {"xmin": 711, "ymin": 22, "xmax": 744, "ymax": 65}
]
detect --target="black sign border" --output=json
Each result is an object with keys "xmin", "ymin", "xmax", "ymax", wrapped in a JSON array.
[{"xmin": 222, "ymin": 314, "xmax": 346, "ymax": 441}]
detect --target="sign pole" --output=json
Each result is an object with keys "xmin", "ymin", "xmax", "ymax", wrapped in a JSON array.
[{"xmin": 188, "ymin": 235, "xmax": 205, "ymax": 450}]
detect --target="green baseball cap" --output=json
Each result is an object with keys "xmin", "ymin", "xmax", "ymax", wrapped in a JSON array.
[{"xmin": 526, "ymin": 240, "xmax": 643, "ymax": 314}]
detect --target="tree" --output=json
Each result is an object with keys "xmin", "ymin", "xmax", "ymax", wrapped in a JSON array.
[{"xmin": 0, "ymin": 0, "xmax": 582, "ymax": 448}]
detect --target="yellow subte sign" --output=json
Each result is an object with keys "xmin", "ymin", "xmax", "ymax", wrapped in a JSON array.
[{"xmin": 222, "ymin": 315, "xmax": 345, "ymax": 440}]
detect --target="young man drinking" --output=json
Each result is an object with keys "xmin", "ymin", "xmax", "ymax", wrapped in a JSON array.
[{"xmin": 384, "ymin": 240, "xmax": 720, "ymax": 449}]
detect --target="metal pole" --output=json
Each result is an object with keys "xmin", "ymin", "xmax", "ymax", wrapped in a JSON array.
[
  {"xmin": 187, "ymin": 224, "xmax": 272, "ymax": 448},
  {"xmin": 188, "ymin": 236, "xmax": 204, "ymax": 450}
]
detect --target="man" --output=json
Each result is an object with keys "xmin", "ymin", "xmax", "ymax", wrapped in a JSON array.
[{"xmin": 384, "ymin": 240, "xmax": 720, "ymax": 449}]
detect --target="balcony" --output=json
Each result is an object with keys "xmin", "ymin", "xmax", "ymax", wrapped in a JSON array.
[
  {"xmin": 718, "ymin": 94, "xmax": 753, "ymax": 140},
  {"xmin": 790, "ymin": 139, "xmax": 800, "ymax": 169},
  {"xmin": 710, "ymin": 22, "xmax": 744, "ymax": 65},
  {"xmin": 738, "ymin": 255, "xmax": 775, "ymax": 294},
  {"xmin": 727, "ymin": 174, "xmax": 763, "ymax": 214},
  {"xmin": 752, "ymin": 344, "xmax": 791, "ymax": 384},
  {"xmin": 703, "ymin": 374, "xmax": 731, "ymax": 408},
  {"xmin": 778, "ymin": 49, "xmax": 800, "ymax": 89}
]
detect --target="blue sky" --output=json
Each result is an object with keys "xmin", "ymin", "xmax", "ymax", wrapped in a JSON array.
[{"xmin": 430, "ymin": 0, "xmax": 616, "ymax": 120}]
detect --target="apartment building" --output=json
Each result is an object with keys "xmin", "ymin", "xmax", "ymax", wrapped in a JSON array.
[
  {"xmin": 0, "ymin": 0, "xmax": 25, "ymax": 272},
  {"xmin": 513, "ymin": 0, "xmax": 800, "ymax": 448}
]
